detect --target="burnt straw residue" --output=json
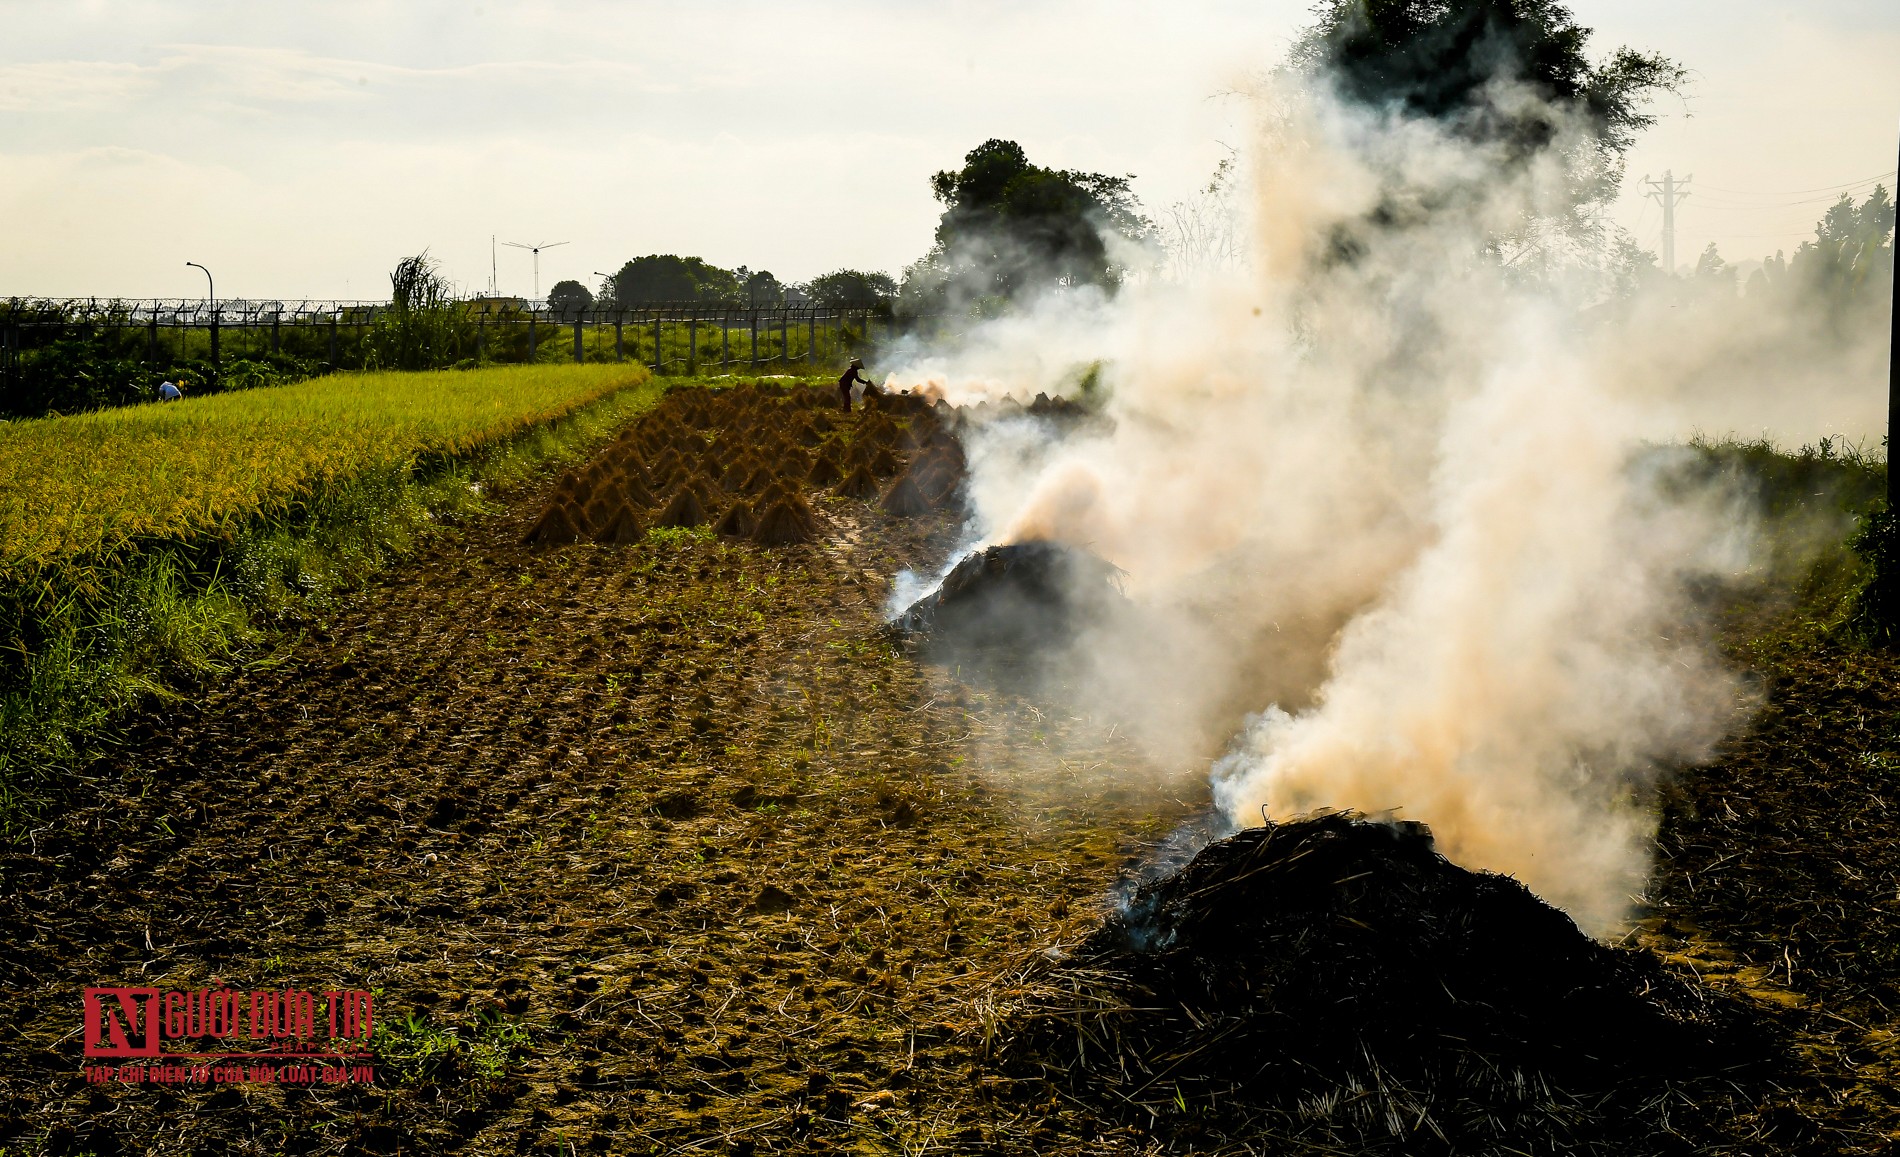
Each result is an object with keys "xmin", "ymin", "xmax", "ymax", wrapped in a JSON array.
[
  {"xmin": 890, "ymin": 541, "xmax": 1126, "ymax": 652},
  {"xmin": 999, "ymin": 812, "xmax": 1783, "ymax": 1153}
]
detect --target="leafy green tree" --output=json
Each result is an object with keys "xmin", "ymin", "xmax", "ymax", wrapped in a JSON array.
[
  {"xmin": 807, "ymin": 269, "xmax": 896, "ymax": 308},
  {"xmin": 547, "ymin": 279, "xmax": 593, "ymax": 318},
  {"xmin": 1605, "ymin": 232, "xmax": 1661, "ymax": 300},
  {"xmin": 1692, "ymin": 242, "xmax": 1734, "ymax": 287},
  {"xmin": 739, "ymin": 267, "xmax": 784, "ymax": 307},
  {"xmin": 1292, "ymin": 0, "xmax": 1684, "ymax": 250},
  {"xmin": 904, "ymin": 139, "xmax": 1148, "ymax": 311},
  {"xmin": 1825, "ymin": 183, "xmax": 1900, "ymax": 644},
  {"xmin": 1297, "ymin": 2, "xmax": 1678, "ymax": 151},
  {"xmin": 606, "ymin": 255, "xmax": 742, "ymax": 306},
  {"xmin": 1744, "ymin": 250, "xmax": 1787, "ymax": 298},
  {"xmin": 1735, "ymin": 188, "xmax": 1894, "ymax": 324},
  {"xmin": 1787, "ymin": 186, "xmax": 1896, "ymax": 313}
]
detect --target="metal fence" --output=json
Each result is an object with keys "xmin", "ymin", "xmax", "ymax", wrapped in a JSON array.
[{"xmin": 0, "ymin": 297, "xmax": 898, "ymax": 381}]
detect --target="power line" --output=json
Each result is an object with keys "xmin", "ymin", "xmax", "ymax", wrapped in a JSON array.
[
  {"xmin": 1690, "ymin": 169, "xmax": 1896, "ymax": 197},
  {"xmin": 1713, "ymin": 228, "xmax": 1838, "ymax": 239},
  {"xmin": 1691, "ymin": 190, "xmax": 1892, "ymax": 211},
  {"xmin": 1688, "ymin": 199, "xmax": 1870, "ymax": 212}
]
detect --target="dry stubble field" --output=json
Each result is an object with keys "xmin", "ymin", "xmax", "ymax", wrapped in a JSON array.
[
  {"xmin": 0, "ymin": 404, "xmax": 1202, "ymax": 1156},
  {"xmin": 5, "ymin": 386, "xmax": 1900, "ymax": 1155}
]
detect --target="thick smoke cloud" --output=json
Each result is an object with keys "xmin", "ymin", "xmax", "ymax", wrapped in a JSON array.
[{"xmin": 881, "ymin": 79, "xmax": 1879, "ymax": 934}]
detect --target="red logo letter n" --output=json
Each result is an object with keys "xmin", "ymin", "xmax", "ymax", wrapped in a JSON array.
[{"xmin": 84, "ymin": 988, "xmax": 159, "ymax": 1057}]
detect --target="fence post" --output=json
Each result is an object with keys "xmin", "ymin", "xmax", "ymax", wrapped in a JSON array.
[
  {"xmin": 780, "ymin": 310, "xmax": 788, "ymax": 368},
  {"xmin": 210, "ymin": 307, "xmax": 221, "ymax": 374},
  {"xmin": 808, "ymin": 310, "xmax": 817, "ymax": 367},
  {"xmin": 148, "ymin": 314, "xmax": 159, "ymax": 363},
  {"xmin": 573, "ymin": 315, "xmax": 584, "ymax": 363},
  {"xmin": 271, "ymin": 312, "xmax": 281, "ymax": 355},
  {"xmin": 614, "ymin": 314, "xmax": 624, "ymax": 363},
  {"xmin": 749, "ymin": 311, "xmax": 758, "ymax": 370},
  {"xmin": 722, "ymin": 310, "xmax": 730, "ymax": 372},
  {"xmin": 688, "ymin": 313, "xmax": 699, "ymax": 376},
  {"xmin": 329, "ymin": 315, "xmax": 339, "ymax": 369},
  {"xmin": 528, "ymin": 313, "xmax": 537, "ymax": 365},
  {"xmin": 652, "ymin": 313, "xmax": 662, "ymax": 372}
]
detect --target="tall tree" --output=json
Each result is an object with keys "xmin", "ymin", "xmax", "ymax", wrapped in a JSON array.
[
  {"xmin": 807, "ymin": 269, "xmax": 896, "ymax": 308},
  {"xmin": 606, "ymin": 256, "xmax": 742, "ymax": 306},
  {"xmin": 547, "ymin": 279, "xmax": 593, "ymax": 318},
  {"xmin": 1787, "ymin": 186, "xmax": 1896, "ymax": 312},
  {"xmin": 739, "ymin": 268, "xmax": 785, "ymax": 307},
  {"xmin": 1292, "ymin": 0, "xmax": 1684, "ymax": 252},
  {"xmin": 904, "ymin": 139, "xmax": 1148, "ymax": 310}
]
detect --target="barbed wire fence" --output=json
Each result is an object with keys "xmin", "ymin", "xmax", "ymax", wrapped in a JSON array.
[{"xmin": 0, "ymin": 297, "xmax": 905, "ymax": 399}]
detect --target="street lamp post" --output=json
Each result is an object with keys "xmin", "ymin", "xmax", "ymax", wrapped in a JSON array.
[
  {"xmin": 594, "ymin": 273, "xmax": 624, "ymax": 363},
  {"xmin": 185, "ymin": 261, "xmax": 218, "ymax": 373}
]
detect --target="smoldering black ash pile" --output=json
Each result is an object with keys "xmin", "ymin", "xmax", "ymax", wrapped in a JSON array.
[
  {"xmin": 1000, "ymin": 812, "xmax": 1780, "ymax": 1153},
  {"xmin": 891, "ymin": 541, "xmax": 1126, "ymax": 653}
]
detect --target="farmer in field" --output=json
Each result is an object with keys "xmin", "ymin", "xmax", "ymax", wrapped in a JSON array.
[
  {"xmin": 158, "ymin": 379, "xmax": 183, "ymax": 401},
  {"xmin": 837, "ymin": 358, "xmax": 877, "ymax": 413}
]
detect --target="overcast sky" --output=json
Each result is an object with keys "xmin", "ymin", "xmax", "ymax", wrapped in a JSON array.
[{"xmin": 3, "ymin": 1, "xmax": 1895, "ymax": 300}]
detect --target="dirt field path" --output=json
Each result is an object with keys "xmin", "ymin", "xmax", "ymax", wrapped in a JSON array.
[{"xmin": 0, "ymin": 468, "xmax": 1201, "ymax": 1155}]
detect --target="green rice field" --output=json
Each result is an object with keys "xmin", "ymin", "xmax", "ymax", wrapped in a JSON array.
[{"xmin": 0, "ymin": 364, "xmax": 653, "ymax": 577}]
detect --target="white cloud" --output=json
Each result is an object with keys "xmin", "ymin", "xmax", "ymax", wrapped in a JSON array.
[
  {"xmin": 0, "ymin": 59, "xmax": 147, "ymax": 111},
  {"xmin": 0, "ymin": 1, "xmax": 1892, "ymax": 296}
]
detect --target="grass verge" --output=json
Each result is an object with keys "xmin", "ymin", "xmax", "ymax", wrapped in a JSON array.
[{"xmin": 1677, "ymin": 433, "xmax": 1886, "ymax": 657}]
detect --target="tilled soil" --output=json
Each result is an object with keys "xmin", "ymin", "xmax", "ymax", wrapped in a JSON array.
[
  {"xmin": 0, "ymin": 446, "xmax": 1200, "ymax": 1156},
  {"xmin": 7, "ymin": 399, "xmax": 1900, "ymax": 1154},
  {"xmin": 1645, "ymin": 638, "xmax": 1900, "ymax": 1151}
]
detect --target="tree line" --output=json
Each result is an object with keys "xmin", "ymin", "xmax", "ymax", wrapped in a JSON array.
[
  {"xmin": 540, "ymin": 135, "xmax": 1159, "ymax": 321},
  {"xmin": 545, "ymin": 261, "xmax": 897, "ymax": 316}
]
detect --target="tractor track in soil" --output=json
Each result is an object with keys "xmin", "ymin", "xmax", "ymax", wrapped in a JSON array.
[{"xmin": 0, "ymin": 456, "xmax": 1202, "ymax": 1156}]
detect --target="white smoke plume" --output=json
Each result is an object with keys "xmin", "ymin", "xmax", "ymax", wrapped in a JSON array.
[{"xmin": 880, "ymin": 78, "xmax": 1881, "ymax": 934}]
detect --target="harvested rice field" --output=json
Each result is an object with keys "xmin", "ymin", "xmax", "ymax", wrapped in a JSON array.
[{"xmin": 3, "ymin": 383, "xmax": 1899, "ymax": 1155}]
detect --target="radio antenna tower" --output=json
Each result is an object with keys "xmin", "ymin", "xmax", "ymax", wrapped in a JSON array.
[{"xmin": 502, "ymin": 239, "xmax": 569, "ymax": 302}]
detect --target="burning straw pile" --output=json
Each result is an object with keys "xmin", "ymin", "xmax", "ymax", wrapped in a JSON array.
[
  {"xmin": 892, "ymin": 542, "xmax": 1126, "ymax": 653},
  {"xmin": 999, "ymin": 812, "xmax": 1778, "ymax": 1153}
]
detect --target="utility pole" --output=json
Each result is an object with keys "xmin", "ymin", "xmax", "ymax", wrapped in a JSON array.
[
  {"xmin": 1642, "ymin": 171, "xmax": 1692, "ymax": 275},
  {"xmin": 502, "ymin": 239, "xmax": 568, "ymax": 304},
  {"xmin": 490, "ymin": 236, "xmax": 498, "ymax": 297},
  {"xmin": 1889, "ymin": 124, "xmax": 1899, "ymax": 508}
]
